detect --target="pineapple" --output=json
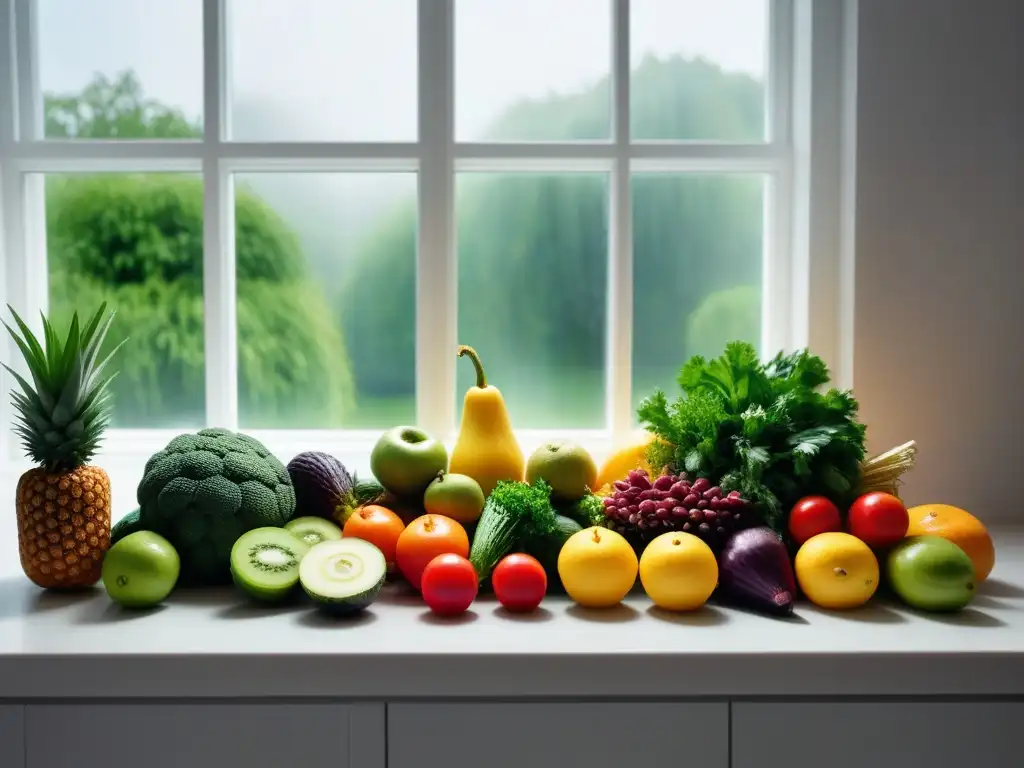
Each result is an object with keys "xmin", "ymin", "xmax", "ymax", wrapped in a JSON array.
[{"xmin": 3, "ymin": 303, "xmax": 125, "ymax": 589}]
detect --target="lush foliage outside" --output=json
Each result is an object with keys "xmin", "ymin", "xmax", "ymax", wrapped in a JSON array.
[{"xmin": 43, "ymin": 62, "xmax": 763, "ymax": 430}]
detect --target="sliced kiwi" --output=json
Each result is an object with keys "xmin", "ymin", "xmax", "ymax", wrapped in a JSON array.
[
  {"xmin": 230, "ymin": 527, "xmax": 310, "ymax": 602},
  {"xmin": 284, "ymin": 516, "xmax": 343, "ymax": 547}
]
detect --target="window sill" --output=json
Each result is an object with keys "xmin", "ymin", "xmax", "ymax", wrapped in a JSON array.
[{"xmin": 2, "ymin": 427, "xmax": 650, "ymax": 520}]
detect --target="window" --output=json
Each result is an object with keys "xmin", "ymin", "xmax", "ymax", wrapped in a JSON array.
[{"xmin": 0, "ymin": 1, "xmax": 853, "ymax": 470}]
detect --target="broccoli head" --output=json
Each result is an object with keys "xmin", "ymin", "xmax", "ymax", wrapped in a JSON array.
[{"xmin": 137, "ymin": 427, "xmax": 296, "ymax": 585}]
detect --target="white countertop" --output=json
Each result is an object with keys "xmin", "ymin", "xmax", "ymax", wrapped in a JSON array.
[{"xmin": 1, "ymin": 529, "xmax": 1022, "ymax": 700}]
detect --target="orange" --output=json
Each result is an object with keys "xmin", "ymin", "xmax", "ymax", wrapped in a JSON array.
[
  {"xmin": 342, "ymin": 505, "xmax": 406, "ymax": 566},
  {"xmin": 906, "ymin": 504, "xmax": 995, "ymax": 582},
  {"xmin": 595, "ymin": 434, "xmax": 661, "ymax": 492},
  {"xmin": 394, "ymin": 514, "xmax": 469, "ymax": 591}
]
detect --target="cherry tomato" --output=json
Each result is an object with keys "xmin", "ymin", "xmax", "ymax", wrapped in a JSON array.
[
  {"xmin": 492, "ymin": 553, "xmax": 547, "ymax": 612},
  {"xmin": 395, "ymin": 514, "xmax": 469, "ymax": 590},
  {"xmin": 342, "ymin": 505, "xmax": 405, "ymax": 565},
  {"xmin": 420, "ymin": 554, "xmax": 478, "ymax": 615},
  {"xmin": 788, "ymin": 496, "xmax": 842, "ymax": 545},
  {"xmin": 847, "ymin": 492, "xmax": 909, "ymax": 549}
]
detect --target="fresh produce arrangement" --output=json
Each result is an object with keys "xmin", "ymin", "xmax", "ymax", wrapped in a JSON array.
[{"xmin": 3, "ymin": 310, "xmax": 1006, "ymax": 624}]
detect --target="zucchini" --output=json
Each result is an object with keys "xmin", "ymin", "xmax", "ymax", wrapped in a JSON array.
[{"xmin": 300, "ymin": 538, "xmax": 386, "ymax": 615}]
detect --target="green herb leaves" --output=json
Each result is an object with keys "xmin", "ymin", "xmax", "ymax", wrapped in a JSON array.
[{"xmin": 637, "ymin": 341, "xmax": 867, "ymax": 533}]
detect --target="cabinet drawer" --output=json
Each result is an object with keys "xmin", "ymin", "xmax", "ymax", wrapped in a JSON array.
[
  {"xmin": 733, "ymin": 702, "xmax": 1022, "ymax": 768},
  {"xmin": 25, "ymin": 702, "xmax": 383, "ymax": 768},
  {"xmin": 389, "ymin": 702, "xmax": 728, "ymax": 768},
  {"xmin": 1, "ymin": 705, "xmax": 25, "ymax": 768}
]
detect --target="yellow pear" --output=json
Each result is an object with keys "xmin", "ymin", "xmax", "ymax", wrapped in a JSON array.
[{"xmin": 449, "ymin": 345, "xmax": 524, "ymax": 495}]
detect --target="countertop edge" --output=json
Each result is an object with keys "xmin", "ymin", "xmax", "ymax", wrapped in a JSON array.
[{"xmin": 2, "ymin": 650, "xmax": 1023, "ymax": 700}]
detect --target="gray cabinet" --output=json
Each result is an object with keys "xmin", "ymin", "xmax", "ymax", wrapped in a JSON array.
[
  {"xmin": 388, "ymin": 702, "xmax": 729, "ymax": 768},
  {"xmin": 24, "ymin": 702, "xmax": 384, "ymax": 768},
  {"xmin": 0, "ymin": 705, "xmax": 25, "ymax": 768},
  {"xmin": 732, "ymin": 702, "xmax": 1023, "ymax": 768}
]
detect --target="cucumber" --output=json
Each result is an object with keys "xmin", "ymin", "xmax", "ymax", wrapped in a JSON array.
[
  {"xmin": 110, "ymin": 508, "xmax": 145, "ymax": 545},
  {"xmin": 557, "ymin": 494, "xmax": 606, "ymax": 529},
  {"xmin": 525, "ymin": 514, "xmax": 583, "ymax": 591},
  {"xmin": 230, "ymin": 527, "xmax": 310, "ymax": 602},
  {"xmin": 300, "ymin": 538, "xmax": 386, "ymax": 615},
  {"xmin": 353, "ymin": 479, "xmax": 386, "ymax": 505},
  {"xmin": 284, "ymin": 516, "xmax": 343, "ymax": 547}
]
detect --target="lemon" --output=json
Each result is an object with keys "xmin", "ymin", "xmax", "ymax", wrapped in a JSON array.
[
  {"xmin": 795, "ymin": 532, "xmax": 880, "ymax": 609},
  {"xmin": 639, "ymin": 532, "xmax": 718, "ymax": 611},
  {"xmin": 557, "ymin": 527, "xmax": 638, "ymax": 608}
]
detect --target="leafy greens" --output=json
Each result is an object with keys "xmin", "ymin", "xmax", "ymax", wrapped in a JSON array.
[{"xmin": 637, "ymin": 341, "xmax": 867, "ymax": 532}]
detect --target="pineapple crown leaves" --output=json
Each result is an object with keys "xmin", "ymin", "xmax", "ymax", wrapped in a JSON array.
[{"xmin": 3, "ymin": 302, "xmax": 127, "ymax": 470}]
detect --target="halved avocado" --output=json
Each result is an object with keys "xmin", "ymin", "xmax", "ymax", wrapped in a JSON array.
[{"xmin": 299, "ymin": 538, "xmax": 386, "ymax": 615}]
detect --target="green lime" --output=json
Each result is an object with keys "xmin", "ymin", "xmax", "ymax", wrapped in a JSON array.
[{"xmin": 102, "ymin": 531, "xmax": 181, "ymax": 608}]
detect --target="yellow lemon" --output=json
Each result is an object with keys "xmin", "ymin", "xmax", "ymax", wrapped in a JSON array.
[
  {"xmin": 795, "ymin": 532, "xmax": 880, "ymax": 609},
  {"xmin": 557, "ymin": 527, "xmax": 638, "ymax": 608},
  {"xmin": 639, "ymin": 532, "xmax": 718, "ymax": 611}
]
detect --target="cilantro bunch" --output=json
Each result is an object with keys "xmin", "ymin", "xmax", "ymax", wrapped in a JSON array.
[{"xmin": 637, "ymin": 341, "xmax": 867, "ymax": 532}]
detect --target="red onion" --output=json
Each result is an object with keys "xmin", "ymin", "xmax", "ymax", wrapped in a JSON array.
[{"xmin": 719, "ymin": 526, "xmax": 797, "ymax": 616}]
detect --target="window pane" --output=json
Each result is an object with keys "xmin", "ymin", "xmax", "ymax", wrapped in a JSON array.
[
  {"xmin": 235, "ymin": 173, "xmax": 417, "ymax": 429},
  {"xmin": 45, "ymin": 173, "xmax": 206, "ymax": 428},
  {"xmin": 631, "ymin": 174, "xmax": 765, "ymax": 417},
  {"xmin": 456, "ymin": 0, "xmax": 611, "ymax": 141},
  {"xmin": 456, "ymin": 173, "xmax": 608, "ymax": 429},
  {"xmin": 631, "ymin": 0, "xmax": 767, "ymax": 141},
  {"xmin": 228, "ymin": 0, "xmax": 417, "ymax": 141},
  {"xmin": 38, "ymin": 0, "xmax": 202, "ymax": 139}
]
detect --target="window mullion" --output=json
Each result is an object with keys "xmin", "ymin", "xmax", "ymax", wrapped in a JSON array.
[
  {"xmin": 12, "ymin": 0, "xmax": 36, "ymax": 140},
  {"xmin": 1, "ymin": 0, "xmax": 14, "ymax": 147},
  {"xmin": 0, "ymin": 167, "xmax": 22, "ymax": 467},
  {"xmin": 762, "ymin": 0, "xmax": 797, "ymax": 363},
  {"xmin": 768, "ymin": 0, "xmax": 795, "ymax": 145},
  {"xmin": 608, "ymin": 0, "xmax": 633, "ymax": 442},
  {"xmin": 416, "ymin": 0, "xmax": 456, "ymax": 442},
  {"xmin": 202, "ymin": 0, "xmax": 237, "ymax": 429}
]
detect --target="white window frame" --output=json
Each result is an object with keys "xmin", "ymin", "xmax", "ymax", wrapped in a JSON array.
[{"xmin": 0, "ymin": 0, "xmax": 858, "ymax": 475}]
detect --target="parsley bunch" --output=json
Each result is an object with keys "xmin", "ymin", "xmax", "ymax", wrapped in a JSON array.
[{"xmin": 637, "ymin": 341, "xmax": 867, "ymax": 532}]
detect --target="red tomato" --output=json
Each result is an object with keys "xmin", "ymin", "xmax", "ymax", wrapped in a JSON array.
[
  {"xmin": 847, "ymin": 492, "xmax": 909, "ymax": 549},
  {"xmin": 395, "ymin": 514, "xmax": 469, "ymax": 590},
  {"xmin": 788, "ymin": 496, "xmax": 843, "ymax": 545},
  {"xmin": 420, "ymin": 554, "xmax": 478, "ymax": 615},
  {"xmin": 492, "ymin": 553, "xmax": 547, "ymax": 612}
]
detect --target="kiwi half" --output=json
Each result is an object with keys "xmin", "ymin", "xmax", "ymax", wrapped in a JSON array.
[
  {"xmin": 284, "ymin": 516, "xmax": 343, "ymax": 547},
  {"xmin": 230, "ymin": 527, "xmax": 310, "ymax": 601}
]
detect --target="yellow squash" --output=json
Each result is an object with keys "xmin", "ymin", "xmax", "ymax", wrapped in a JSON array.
[{"xmin": 449, "ymin": 345, "xmax": 524, "ymax": 495}]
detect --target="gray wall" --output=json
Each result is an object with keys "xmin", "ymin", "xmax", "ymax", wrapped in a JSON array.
[{"xmin": 854, "ymin": 0, "xmax": 1023, "ymax": 522}]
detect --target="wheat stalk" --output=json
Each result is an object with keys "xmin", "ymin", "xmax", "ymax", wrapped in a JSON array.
[{"xmin": 857, "ymin": 439, "xmax": 918, "ymax": 498}]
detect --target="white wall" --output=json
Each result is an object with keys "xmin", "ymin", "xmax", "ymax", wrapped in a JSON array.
[{"xmin": 853, "ymin": 0, "xmax": 1023, "ymax": 522}]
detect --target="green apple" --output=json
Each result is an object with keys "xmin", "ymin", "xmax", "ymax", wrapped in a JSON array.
[
  {"xmin": 887, "ymin": 535, "xmax": 976, "ymax": 612},
  {"xmin": 102, "ymin": 531, "xmax": 181, "ymax": 609},
  {"xmin": 423, "ymin": 471, "xmax": 486, "ymax": 524},
  {"xmin": 525, "ymin": 440, "xmax": 598, "ymax": 501},
  {"xmin": 370, "ymin": 426, "xmax": 448, "ymax": 498}
]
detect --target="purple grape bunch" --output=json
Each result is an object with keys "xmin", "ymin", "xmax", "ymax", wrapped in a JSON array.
[{"xmin": 601, "ymin": 468, "xmax": 752, "ymax": 550}]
